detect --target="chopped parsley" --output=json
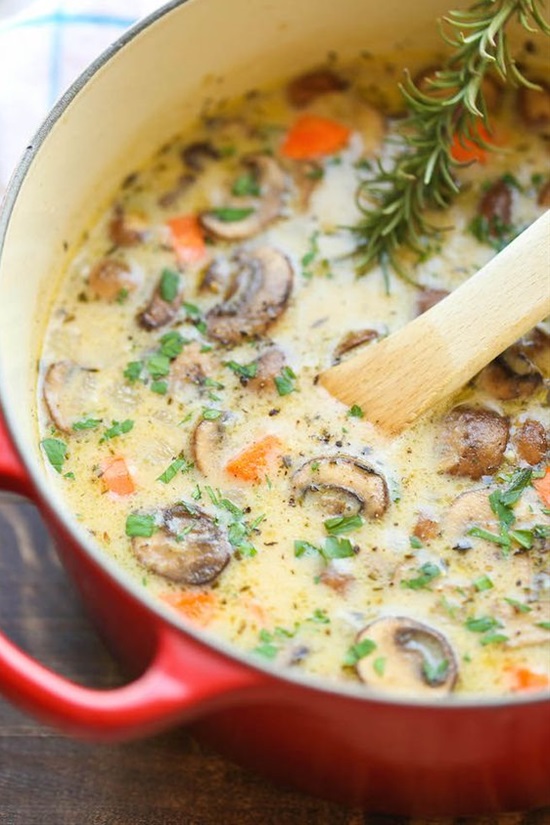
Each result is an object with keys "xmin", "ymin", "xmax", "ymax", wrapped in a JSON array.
[
  {"xmin": 465, "ymin": 615, "xmax": 502, "ymax": 633},
  {"xmin": 274, "ymin": 366, "xmax": 297, "ymax": 396},
  {"xmin": 160, "ymin": 330, "xmax": 188, "ymax": 359},
  {"xmin": 301, "ymin": 231, "xmax": 320, "ymax": 278},
  {"xmin": 224, "ymin": 360, "xmax": 258, "ymax": 380},
  {"xmin": 252, "ymin": 626, "xmax": 295, "ymax": 659},
  {"xmin": 209, "ymin": 206, "xmax": 255, "ymax": 222},
  {"xmin": 373, "ymin": 656, "xmax": 386, "ymax": 677},
  {"xmin": 343, "ymin": 637, "xmax": 376, "ymax": 666},
  {"xmin": 202, "ymin": 407, "xmax": 222, "ymax": 421},
  {"xmin": 409, "ymin": 535, "xmax": 423, "ymax": 549},
  {"xmin": 473, "ymin": 575, "xmax": 494, "ymax": 592},
  {"xmin": 41, "ymin": 438, "xmax": 67, "ymax": 474},
  {"xmin": 159, "ymin": 268, "xmax": 180, "ymax": 302},
  {"xmin": 124, "ymin": 361, "xmax": 144, "ymax": 382},
  {"xmin": 422, "ymin": 658, "xmax": 450, "ymax": 684},
  {"xmin": 125, "ymin": 513, "xmax": 156, "ymax": 538},
  {"xmin": 157, "ymin": 456, "xmax": 194, "ymax": 484},
  {"xmin": 294, "ymin": 536, "xmax": 356, "ymax": 561},
  {"xmin": 100, "ymin": 419, "xmax": 134, "ymax": 442},
  {"xmin": 72, "ymin": 417, "xmax": 102, "ymax": 431},
  {"xmin": 231, "ymin": 172, "xmax": 260, "ymax": 197},
  {"xmin": 401, "ymin": 562, "xmax": 441, "ymax": 590},
  {"xmin": 348, "ymin": 404, "xmax": 364, "ymax": 418},
  {"xmin": 324, "ymin": 514, "xmax": 364, "ymax": 535},
  {"xmin": 150, "ymin": 380, "xmax": 168, "ymax": 395},
  {"xmin": 147, "ymin": 353, "xmax": 171, "ymax": 379},
  {"xmin": 504, "ymin": 597, "xmax": 531, "ymax": 613}
]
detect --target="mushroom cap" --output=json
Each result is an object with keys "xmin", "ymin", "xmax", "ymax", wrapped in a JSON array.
[
  {"xmin": 200, "ymin": 154, "xmax": 286, "ymax": 241},
  {"xmin": 191, "ymin": 415, "xmax": 227, "ymax": 475},
  {"xmin": 292, "ymin": 455, "xmax": 389, "ymax": 518},
  {"xmin": 355, "ymin": 616, "xmax": 458, "ymax": 696},
  {"xmin": 437, "ymin": 405, "xmax": 509, "ymax": 480},
  {"xmin": 206, "ymin": 246, "xmax": 293, "ymax": 344},
  {"xmin": 131, "ymin": 504, "xmax": 231, "ymax": 585},
  {"xmin": 43, "ymin": 361, "xmax": 97, "ymax": 433}
]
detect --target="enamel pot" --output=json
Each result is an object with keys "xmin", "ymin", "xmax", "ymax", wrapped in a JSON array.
[{"xmin": 0, "ymin": 0, "xmax": 549, "ymax": 815}]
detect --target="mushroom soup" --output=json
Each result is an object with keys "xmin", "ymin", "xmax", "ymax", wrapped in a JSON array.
[{"xmin": 37, "ymin": 57, "xmax": 550, "ymax": 698}]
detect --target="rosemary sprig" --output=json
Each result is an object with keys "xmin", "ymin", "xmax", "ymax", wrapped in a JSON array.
[{"xmin": 352, "ymin": 0, "xmax": 549, "ymax": 280}]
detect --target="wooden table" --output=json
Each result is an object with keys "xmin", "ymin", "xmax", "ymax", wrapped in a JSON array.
[{"xmin": 0, "ymin": 494, "xmax": 548, "ymax": 825}]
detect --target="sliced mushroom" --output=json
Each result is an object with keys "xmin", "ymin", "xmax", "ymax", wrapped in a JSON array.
[
  {"xmin": 138, "ymin": 274, "xmax": 184, "ymax": 330},
  {"xmin": 170, "ymin": 341, "xmax": 216, "ymax": 388},
  {"xmin": 354, "ymin": 616, "xmax": 458, "ymax": 696},
  {"xmin": 413, "ymin": 512, "xmax": 440, "ymax": 542},
  {"xmin": 513, "ymin": 419, "xmax": 548, "ymax": 465},
  {"xmin": 287, "ymin": 68, "xmax": 349, "ymax": 108},
  {"xmin": 158, "ymin": 174, "xmax": 195, "ymax": 209},
  {"xmin": 199, "ymin": 258, "xmax": 232, "ymax": 294},
  {"xmin": 200, "ymin": 155, "xmax": 286, "ymax": 241},
  {"xmin": 181, "ymin": 140, "xmax": 220, "ymax": 171},
  {"xmin": 518, "ymin": 81, "xmax": 550, "ymax": 128},
  {"xmin": 437, "ymin": 405, "xmax": 509, "ymax": 480},
  {"xmin": 191, "ymin": 414, "xmax": 227, "ymax": 474},
  {"xmin": 43, "ymin": 361, "xmax": 97, "ymax": 433},
  {"xmin": 247, "ymin": 348, "xmax": 286, "ymax": 391},
  {"xmin": 475, "ymin": 357, "xmax": 542, "ymax": 400},
  {"xmin": 88, "ymin": 258, "xmax": 137, "ymax": 301},
  {"xmin": 514, "ymin": 327, "xmax": 550, "ymax": 378},
  {"xmin": 131, "ymin": 504, "xmax": 231, "ymax": 585},
  {"xmin": 206, "ymin": 247, "xmax": 293, "ymax": 344},
  {"xmin": 333, "ymin": 329, "xmax": 379, "ymax": 362},
  {"xmin": 284, "ymin": 159, "xmax": 324, "ymax": 210},
  {"xmin": 442, "ymin": 488, "xmax": 498, "ymax": 551},
  {"xmin": 477, "ymin": 178, "xmax": 512, "ymax": 237},
  {"xmin": 319, "ymin": 562, "xmax": 355, "ymax": 594},
  {"xmin": 292, "ymin": 455, "xmax": 389, "ymax": 518},
  {"xmin": 108, "ymin": 205, "xmax": 147, "ymax": 247},
  {"xmin": 416, "ymin": 288, "xmax": 450, "ymax": 316},
  {"xmin": 538, "ymin": 179, "xmax": 550, "ymax": 208}
]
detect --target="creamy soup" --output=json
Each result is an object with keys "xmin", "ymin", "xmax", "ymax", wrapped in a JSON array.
[{"xmin": 37, "ymin": 56, "xmax": 550, "ymax": 698}]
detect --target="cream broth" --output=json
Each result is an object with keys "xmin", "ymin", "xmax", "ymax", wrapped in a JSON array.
[{"xmin": 38, "ymin": 57, "xmax": 550, "ymax": 698}]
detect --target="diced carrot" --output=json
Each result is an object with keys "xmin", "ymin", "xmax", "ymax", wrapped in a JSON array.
[
  {"xmin": 280, "ymin": 114, "xmax": 351, "ymax": 160},
  {"xmin": 508, "ymin": 666, "xmax": 550, "ymax": 692},
  {"xmin": 450, "ymin": 120, "xmax": 495, "ymax": 164},
  {"xmin": 225, "ymin": 435, "xmax": 282, "ymax": 483},
  {"xmin": 162, "ymin": 590, "xmax": 216, "ymax": 626},
  {"xmin": 533, "ymin": 467, "xmax": 550, "ymax": 507},
  {"xmin": 167, "ymin": 214, "xmax": 206, "ymax": 265},
  {"xmin": 101, "ymin": 456, "xmax": 135, "ymax": 496}
]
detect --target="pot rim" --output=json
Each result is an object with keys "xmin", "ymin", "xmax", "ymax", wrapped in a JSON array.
[{"xmin": 0, "ymin": 0, "xmax": 547, "ymax": 712}]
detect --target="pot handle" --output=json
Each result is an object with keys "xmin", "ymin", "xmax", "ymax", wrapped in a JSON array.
[
  {"xmin": 0, "ymin": 623, "xmax": 265, "ymax": 741},
  {"xmin": 0, "ymin": 411, "xmax": 266, "ymax": 740}
]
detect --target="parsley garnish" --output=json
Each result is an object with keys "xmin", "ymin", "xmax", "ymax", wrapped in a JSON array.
[
  {"xmin": 343, "ymin": 637, "xmax": 376, "ymax": 666},
  {"xmin": 232, "ymin": 173, "xmax": 260, "ymax": 197},
  {"xmin": 401, "ymin": 562, "xmax": 441, "ymax": 590},
  {"xmin": 294, "ymin": 536, "xmax": 356, "ymax": 560},
  {"xmin": 473, "ymin": 575, "xmax": 494, "ymax": 592},
  {"xmin": 125, "ymin": 513, "xmax": 156, "ymax": 538},
  {"xmin": 324, "ymin": 514, "xmax": 364, "ymax": 535},
  {"xmin": 100, "ymin": 419, "xmax": 134, "ymax": 442},
  {"xmin": 157, "ymin": 456, "xmax": 194, "ymax": 484},
  {"xmin": 124, "ymin": 361, "xmax": 144, "ymax": 382},
  {"xmin": 348, "ymin": 404, "xmax": 364, "ymax": 418},
  {"xmin": 209, "ymin": 206, "xmax": 255, "ymax": 222},
  {"xmin": 72, "ymin": 417, "xmax": 102, "ymax": 431},
  {"xmin": 160, "ymin": 331, "xmax": 188, "ymax": 359},
  {"xmin": 41, "ymin": 438, "xmax": 67, "ymax": 474},
  {"xmin": 274, "ymin": 366, "xmax": 297, "ymax": 396},
  {"xmin": 224, "ymin": 360, "xmax": 258, "ymax": 380},
  {"xmin": 465, "ymin": 615, "xmax": 502, "ymax": 633},
  {"xmin": 202, "ymin": 408, "xmax": 222, "ymax": 421},
  {"xmin": 159, "ymin": 268, "xmax": 180, "ymax": 302}
]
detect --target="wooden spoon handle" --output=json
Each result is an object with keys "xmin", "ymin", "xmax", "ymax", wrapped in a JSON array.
[{"xmin": 320, "ymin": 210, "xmax": 550, "ymax": 434}]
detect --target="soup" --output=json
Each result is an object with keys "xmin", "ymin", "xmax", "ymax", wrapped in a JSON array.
[{"xmin": 37, "ymin": 55, "xmax": 550, "ymax": 698}]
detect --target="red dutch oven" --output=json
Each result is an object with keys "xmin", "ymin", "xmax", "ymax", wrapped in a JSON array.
[{"xmin": 0, "ymin": 0, "xmax": 549, "ymax": 815}]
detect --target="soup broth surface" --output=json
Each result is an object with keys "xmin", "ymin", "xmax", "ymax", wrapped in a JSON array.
[{"xmin": 38, "ymin": 54, "xmax": 550, "ymax": 698}]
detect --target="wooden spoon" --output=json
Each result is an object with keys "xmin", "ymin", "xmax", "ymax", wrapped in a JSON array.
[{"xmin": 319, "ymin": 210, "xmax": 550, "ymax": 434}]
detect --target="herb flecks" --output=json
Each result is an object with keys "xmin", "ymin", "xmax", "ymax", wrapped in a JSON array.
[{"xmin": 351, "ymin": 0, "xmax": 550, "ymax": 277}]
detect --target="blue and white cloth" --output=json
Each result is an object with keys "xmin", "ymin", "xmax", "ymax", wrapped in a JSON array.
[{"xmin": 0, "ymin": 0, "xmax": 162, "ymax": 190}]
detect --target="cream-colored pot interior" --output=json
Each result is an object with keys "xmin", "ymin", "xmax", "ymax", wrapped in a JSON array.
[{"xmin": 0, "ymin": 0, "xmax": 544, "ymax": 505}]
